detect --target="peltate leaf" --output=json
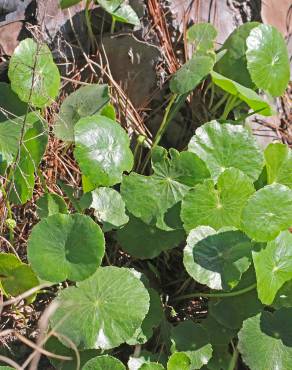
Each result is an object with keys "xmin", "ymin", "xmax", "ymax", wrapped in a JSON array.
[
  {"xmin": 183, "ymin": 227, "xmax": 252, "ymax": 290},
  {"xmin": 181, "ymin": 168, "xmax": 255, "ymax": 232},
  {"xmin": 74, "ymin": 114, "xmax": 133, "ymax": 188},
  {"xmin": 215, "ymin": 22, "xmax": 259, "ymax": 87},
  {"xmin": 54, "ymin": 84, "xmax": 110, "ymax": 142},
  {"xmin": 28, "ymin": 213, "xmax": 105, "ymax": 283},
  {"xmin": 167, "ymin": 352, "xmax": 191, "ymax": 370},
  {"xmin": 241, "ymin": 183, "xmax": 292, "ymax": 242},
  {"xmin": 50, "ymin": 267, "xmax": 150, "ymax": 349},
  {"xmin": 8, "ymin": 39, "xmax": 60, "ymax": 108},
  {"xmin": 121, "ymin": 147, "xmax": 210, "ymax": 230},
  {"xmin": 238, "ymin": 312, "xmax": 292, "ymax": 370},
  {"xmin": 188, "ymin": 120, "xmax": 264, "ymax": 181},
  {"xmin": 97, "ymin": 0, "xmax": 139, "ymax": 25},
  {"xmin": 187, "ymin": 23, "xmax": 217, "ymax": 55},
  {"xmin": 246, "ymin": 24, "xmax": 290, "ymax": 97}
]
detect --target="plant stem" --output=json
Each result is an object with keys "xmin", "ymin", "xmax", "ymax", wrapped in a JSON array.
[
  {"xmin": 140, "ymin": 93, "xmax": 178, "ymax": 173},
  {"xmin": 85, "ymin": 0, "xmax": 96, "ymax": 50},
  {"xmin": 210, "ymin": 93, "xmax": 229, "ymax": 114},
  {"xmin": 173, "ymin": 283, "xmax": 256, "ymax": 302},
  {"xmin": 111, "ymin": 17, "xmax": 116, "ymax": 34},
  {"xmin": 228, "ymin": 346, "xmax": 239, "ymax": 370},
  {"xmin": 220, "ymin": 94, "xmax": 238, "ymax": 120}
]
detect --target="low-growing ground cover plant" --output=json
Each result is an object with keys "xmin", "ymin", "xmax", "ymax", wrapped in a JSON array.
[{"xmin": 0, "ymin": 10, "xmax": 291, "ymax": 370}]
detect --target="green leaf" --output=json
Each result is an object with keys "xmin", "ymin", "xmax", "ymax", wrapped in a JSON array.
[
  {"xmin": 50, "ymin": 267, "xmax": 150, "ymax": 349},
  {"xmin": 88, "ymin": 187, "xmax": 128, "ymax": 231},
  {"xmin": 8, "ymin": 39, "xmax": 60, "ymax": 108},
  {"xmin": 264, "ymin": 142, "xmax": 292, "ymax": 189},
  {"xmin": 238, "ymin": 312, "xmax": 292, "ymax": 370},
  {"xmin": 128, "ymin": 352, "xmax": 165, "ymax": 370},
  {"xmin": 215, "ymin": 22, "xmax": 259, "ymax": 87},
  {"xmin": 10, "ymin": 115, "xmax": 48, "ymax": 204},
  {"xmin": 82, "ymin": 355, "xmax": 126, "ymax": 370},
  {"xmin": 97, "ymin": 1, "xmax": 140, "ymax": 25},
  {"xmin": 0, "ymin": 115, "xmax": 25, "ymax": 165},
  {"xmin": 54, "ymin": 84, "xmax": 110, "ymax": 142},
  {"xmin": 203, "ymin": 345, "xmax": 232, "ymax": 370},
  {"xmin": 0, "ymin": 82, "xmax": 27, "ymax": 122},
  {"xmin": 0, "ymin": 253, "xmax": 38, "ymax": 298},
  {"xmin": 117, "ymin": 215, "xmax": 185, "ymax": 259},
  {"xmin": 121, "ymin": 147, "xmax": 210, "ymax": 230},
  {"xmin": 188, "ymin": 121, "xmax": 264, "ymax": 181},
  {"xmin": 241, "ymin": 183, "xmax": 292, "ymax": 242},
  {"xmin": 36, "ymin": 193, "xmax": 68, "ymax": 218},
  {"xmin": 46, "ymin": 336, "xmax": 99, "ymax": 370},
  {"xmin": 181, "ymin": 168, "xmax": 255, "ymax": 232},
  {"xmin": 140, "ymin": 364, "xmax": 165, "ymax": 370},
  {"xmin": 167, "ymin": 352, "xmax": 191, "ymax": 370},
  {"xmin": 170, "ymin": 55, "xmax": 214, "ymax": 94},
  {"xmin": 0, "ymin": 367, "xmax": 14, "ymax": 369},
  {"xmin": 246, "ymin": 24, "xmax": 290, "ymax": 97},
  {"xmin": 171, "ymin": 321, "xmax": 212, "ymax": 369},
  {"xmin": 74, "ymin": 114, "xmax": 133, "ymax": 188},
  {"xmin": 273, "ymin": 280, "xmax": 292, "ymax": 309},
  {"xmin": 27, "ymin": 213, "xmax": 105, "ymax": 283},
  {"xmin": 183, "ymin": 227, "xmax": 252, "ymax": 290},
  {"xmin": 127, "ymin": 287, "xmax": 163, "ymax": 344},
  {"xmin": 253, "ymin": 231, "xmax": 292, "ymax": 305},
  {"xmin": 187, "ymin": 23, "xmax": 217, "ymax": 55},
  {"xmin": 201, "ymin": 315, "xmax": 236, "ymax": 346},
  {"xmin": 211, "ymin": 71, "xmax": 273, "ymax": 116},
  {"xmin": 60, "ymin": 0, "xmax": 81, "ymax": 9}
]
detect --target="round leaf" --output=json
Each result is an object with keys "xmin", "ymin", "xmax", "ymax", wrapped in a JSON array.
[
  {"xmin": 253, "ymin": 231, "xmax": 292, "ymax": 305},
  {"xmin": 184, "ymin": 227, "xmax": 252, "ymax": 290},
  {"xmin": 264, "ymin": 142, "xmax": 292, "ymax": 189},
  {"xmin": 82, "ymin": 355, "xmax": 126, "ymax": 370},
  {"xmin": 117, "ymin": 215, "xmax": 185, "ymax": 259},
  {"xmin": 211, "ymin": 71, "xmax": 273, "ymax": 116},
  {"xmin": 167, "ymin": 352, "xmax": 191, "ymax": 370},
  {"xmin": 181, "ymin": 168, "xmax": 255, "ymax": 232},
  {"xmin": 54, "ymin": 84, "xmax": 109, "ymax": 142},
  {"xmin": 8, "ymin": 38, "xmax": 60, "ymax": 108},
  {"xmin": 215, "ymin": 22, "xmax": 259, "ymax": 87},
  {"xmin": 89, "ymin": 187, "xmax": 128, "ymax": 231},
  {"xmin": 121, "ymin": 147, "xmax": 210, "ymax": 230},
  {"xmin": 171, "ymin": 321, "xmax": 212, "ymax": 369},
  {"xmin": 170, "ymin": 55, "xmax": 214, "ymax": 94},
  {"xmin": 74, "ymin": 114, "xmax": 133, "ymax": 187},
  {"xmin": 238, "ymin": 312, "xmax": 292, "ymax": 370},
  {"xmin": 0, "ymin": 115, "xmax": 24, "ymax": 165},
  {"xmin": 28, "ymin": 213, "xmax": 105, "ymax": 283},
  {"xmin": 246, "ymin": 24, "xmax": 290, "ymax": 97},
  {"xmin": 36, "ymin": 193, "xmax": 68, "ymax": 219},
  {"xmin": 188, "ymin": 121, "xmax": 264, "ymax": 181},
  {"xmin": 241, "ymin": 183, "xmax": 292, "ymax": 242},
  {"xmin": 97, "ymin": 0, "xmax": 139, "ymax": 25},
  {"xmin": 187, "ymin": 23, "xmax": 217, "ymax": 55},
  {"xmin": 50, "ymin": 267, "xmax": 150, "ymax": 349}
]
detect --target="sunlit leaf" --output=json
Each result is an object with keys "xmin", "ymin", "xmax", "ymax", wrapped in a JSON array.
[
  {"xmin": 187, "ymin": 23, "xmax": 217, "ymax": 55},
  {"xmin": 82, "ymin": 355, "xmax": 126, "ymax": 370},
  {"xmin": 50, "ymin": 267, "xmax": 150, "ymax": 349},
  {"xmin": 36, "ymin": 193, "xmax": 68, "ymax": 218},
  {"xmin": 8, "ymin": 39, "xmax": 60, "ymax": 108}
]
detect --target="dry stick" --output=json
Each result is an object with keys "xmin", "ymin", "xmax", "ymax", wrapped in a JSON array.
[
  {"xmin": 0, "ymin": 283, "xmax": 50, "ymax": 308},
  {"xmin": 0, "ymin": 355, "xmax": 22, "ymax": 370}
]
